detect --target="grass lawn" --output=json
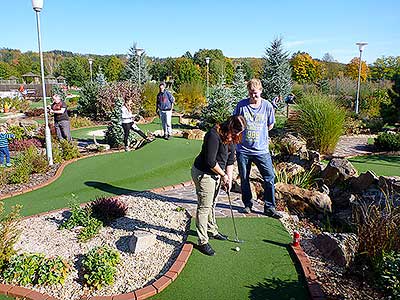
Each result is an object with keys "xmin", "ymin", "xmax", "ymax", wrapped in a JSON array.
[
  {"xmin": 348, "ymin": 155, "xmax": 400, "ymax": 177},
  {"xmin": 151, "ymin": 218, "xmax": 308, "ymax": 300},
  {"xmin": 3, "ymin": 137, "xmax": 201, "ymax": 216}
]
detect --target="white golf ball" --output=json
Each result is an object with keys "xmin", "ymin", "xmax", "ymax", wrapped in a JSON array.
[{"xmin": 235, "ymin": 246, "xmax": 240, "ymax": 252}]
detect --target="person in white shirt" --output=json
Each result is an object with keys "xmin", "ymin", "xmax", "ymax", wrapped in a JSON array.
[{"xmin": 121, "ymin": 98, "xmax": 152, "ymax": 151}]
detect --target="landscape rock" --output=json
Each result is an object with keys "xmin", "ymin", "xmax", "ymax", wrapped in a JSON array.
[
  {"xmin": 182, "ymin": 129, "xmax": 205, "ymax": 140},
  {"xmin": 322, "ymin": 158, "xmax": 358, "ymax": 186},
  {"xmin": 275, "ymin": 182, "xmax": 332, "ymax": 214},
  {"xmin": 349, "ymin": 171, "xmax": 379, "ymax": 193},
  {"xmin": 129, "ymin": 230, "xmax": 157, "ymax": 254},
  {"xmin": 313, "ymin": 232, "xmax": 359, "ymax": 267}
]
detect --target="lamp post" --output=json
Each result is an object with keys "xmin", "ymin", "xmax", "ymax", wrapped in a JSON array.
[
  {"xmin": 32, "ymin": 0, "xmax": 53, "ymax": 165},
  {"xmin": 135, "ymin": 48, "xmax": 144, "ymax": 86},
  {"xmin": 355, "ymin": 42, "xmax": 368, "ymax": 114},
  {"xmin": 88, "ymin": 58, "xmax": 93, "ymax": 82},
  {"xmin": 205, "ymin": 57, "xmax": 210, "ymax": 99}
]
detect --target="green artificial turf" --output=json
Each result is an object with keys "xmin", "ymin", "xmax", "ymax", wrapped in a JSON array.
[
  {"xmin": 0, "ymin": 295, "xmax": 14, "ymax": 300},
  {"xmin": 348, "ymin": 155, "xmax": 400, "ymax": 177},
  {"xmin": 151, "ymin": 218, "xmax": 308, "ymax": 300},
  {"xmin": 4, "ymin": 137, "xmax": 201, "ymax": 216}
]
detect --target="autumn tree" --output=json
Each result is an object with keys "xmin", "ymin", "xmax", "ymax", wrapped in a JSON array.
[
  {"xmin": 173, "ymin": 57, "xmax": 202, "ymax": 88},
  {"xmin": 370, "ymin": 56, "xmax": 400, "ymax": 80},
  {"xmin": 345, "ymin": 57, "xmax": 369, "ymax": 81},
  {"xmin": 104, "ymin": 56, "xmax": 124, "ymax": 82},
  {"xmin": 291, "ymin": 52, "xmax": 323, "ymax": 83}
]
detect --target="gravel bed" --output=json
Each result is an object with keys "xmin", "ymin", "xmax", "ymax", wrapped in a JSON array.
[
  {"xmin": 0, "ymin": 163, "xmax": 60, "ymax": 197},
  {"xmin": 13, "ymin": 193, "xmax": 190, "ymax": 300},
  {"xmin": 280, "ymin": 215, "xmax": 387, "ymax": 300}
]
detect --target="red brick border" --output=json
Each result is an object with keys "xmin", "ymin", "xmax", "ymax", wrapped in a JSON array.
[
  {"xmin": 290, "ymin": 245, "xmax": 326, "ymax": 300},
  {"xmin": 0, "ymin": 243, "xmax": 193, "ymax": 300}
]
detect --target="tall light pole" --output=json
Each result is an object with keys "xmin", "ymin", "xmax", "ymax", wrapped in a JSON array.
[
  {"xmin": 135, "ymin": 48, "xmax": 144, "ymax": 86},
  {"xmin": 32, "ymin": 0, "xmax": 53, "ymax": 165},
  {"xmin": 355, "ymin": 42, "xmax": 368, "ymax": 114},
  {"xmin": 88, "ymin": 58, "xmax": 93, "ymax": 82},
  {"xmin": 205, "ymin": 57, "xmax": 210, "ymax": 99}
]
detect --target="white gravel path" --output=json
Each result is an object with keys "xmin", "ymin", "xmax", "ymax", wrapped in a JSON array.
[{"xmin": 13, "ymin": 193, "xmax": 190, "ymax": 300}]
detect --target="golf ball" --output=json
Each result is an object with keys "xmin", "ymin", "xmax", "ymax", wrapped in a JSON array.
[{"xmin": 235, "ymin": 246, "xmax": 240, "ymax": 252}]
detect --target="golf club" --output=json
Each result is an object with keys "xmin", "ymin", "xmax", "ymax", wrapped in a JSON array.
[{"xmin": 226, "ymin": 189, "xmax": 244, "ymax": 243}]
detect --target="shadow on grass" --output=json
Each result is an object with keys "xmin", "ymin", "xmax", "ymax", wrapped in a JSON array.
[{"xmin": 247, "ymin": 277, "xmax": 306, "ymax": 300}]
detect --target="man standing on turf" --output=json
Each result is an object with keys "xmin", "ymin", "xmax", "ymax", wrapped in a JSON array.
[
  {"xmin": 233, "ymin": 78, "xmax": 283, "ymax": 219},
  {"xmin": 156, "ymin": 82, "xmax": 175, "ymax": 140}
]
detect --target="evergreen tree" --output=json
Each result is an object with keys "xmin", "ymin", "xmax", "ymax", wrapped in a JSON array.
[
  {"xmin": 95, "ymin": 66, "xmax": 107, "ymax": 86},
  {"xmin": 232, "ymin": 67, "xmax": 248, "ymax": 103},
  {"xmin": 381, "ymin": 73, "xmax": 400, "ymax": 124},
  {"xmin": 200, "ymin": 81, "xmax": 234, "ymax": 130},
  {"xmin": 78, "ymin": 81, "xmax": 100, "ymax": 119},
  {"xmin": 122, "ymin": 44, "xmax": 150, "ymax": 85},
  {"xmin": 262, "ymin": 37, "xmax": 292, "ymax": 101},
  {"xmin": 51, "ymin": 85, "xmax": 67, "ymax": 101},
  {"xmin": 104, "ymin": 97, "xmax": 128, "ymax": 148}
]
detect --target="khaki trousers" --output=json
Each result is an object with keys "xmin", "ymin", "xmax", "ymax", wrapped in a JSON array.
[{"xmin": 191, "ymin": 165, "xmax": 221, "ymax": 245}]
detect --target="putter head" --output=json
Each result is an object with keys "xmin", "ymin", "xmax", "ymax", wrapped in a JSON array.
[{"xmin": 229, "ymin": 238, "xmax": 244, "ymax": 243}]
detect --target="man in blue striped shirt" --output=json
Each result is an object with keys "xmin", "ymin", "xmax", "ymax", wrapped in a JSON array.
[{"xmin": 0, "ymin": 125, "xmax": 15, "ymax": 167}]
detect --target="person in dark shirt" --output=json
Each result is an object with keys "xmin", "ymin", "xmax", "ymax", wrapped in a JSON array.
[
  {"xmin": 156, "ymin": 82, "xmax": 175, "ymax": 140},
  {"xmin": 50, "ymin": 93, "xmax": 71, "ymax": 141},
  {"xmin": 191, "ymin": 115, "xmax": 246, "ymax": 256}
]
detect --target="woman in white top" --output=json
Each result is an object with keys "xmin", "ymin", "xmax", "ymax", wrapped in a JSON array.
[{"xmin": 121, "ymin": 98, "xmax": 150, "ymax": 151}]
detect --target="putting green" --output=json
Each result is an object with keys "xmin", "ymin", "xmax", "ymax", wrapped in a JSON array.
[
  {"xmin": 151, "ymin": 218, "xmax": 308, "ymax": 300},
  {"xmin": 3, "ymin": 138, "xmax": 201, "ymax": 216},
  {"xmin": 348, "ymin": 155, "xmax": 400, "ymax": 177}
]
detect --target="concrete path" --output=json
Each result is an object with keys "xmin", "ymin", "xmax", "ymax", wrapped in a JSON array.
[{"xmin": 331, "ymin": 134, "xmax": 376, "ymax": 158}]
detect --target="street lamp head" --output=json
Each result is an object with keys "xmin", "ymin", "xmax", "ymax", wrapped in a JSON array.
[
  {"xmin": 31, "ymin": 0, "xmax": 43, "ymax": 12},
  {"xmin": 135, "ymin": 48, "xmax": 144, "ymax": 57},
  {"xmin": 205, "ymin": 57, "xmax": 210, "ymax": 65},
  {"xmin": 356, "ymin": 42, "xmax": 368, "ymax": 52},
  {"xmin": 88, "ymin": 58, "xmax": 93, "ymax": 65}
]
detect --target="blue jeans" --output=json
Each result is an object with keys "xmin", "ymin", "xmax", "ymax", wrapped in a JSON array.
[
  {"xmin": 237, "ymin": 152, "xmax": 276, "ymax": 210},
  {"xmin": 0, "ymin": 147, "xmax": 10, "ymax": 165}
]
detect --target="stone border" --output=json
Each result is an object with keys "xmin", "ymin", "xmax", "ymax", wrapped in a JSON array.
[
  {"xmin": 290, "ymin": 245, "xmax": 326, "ymax": 300},
  {"xmin": 0, "ymin": 180, "xmax": 195, "ymax": 300}
]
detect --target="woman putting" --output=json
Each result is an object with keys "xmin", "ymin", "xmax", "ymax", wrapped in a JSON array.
[{"xmin": 191, "ymin": 115, "xmax": 246, "ymax": 256}]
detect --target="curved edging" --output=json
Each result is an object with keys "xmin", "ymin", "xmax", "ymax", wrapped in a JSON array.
[
  {"xmin": 290, "ymin": 245, "xmax": 326, "ymax": 300},
  {"xmin": 0, "ymin": 181, "xmax": 195, "ymax": 300},
  {"xmin": 0, "ymin": 148, "xmax": 129, "ymax": 201}
]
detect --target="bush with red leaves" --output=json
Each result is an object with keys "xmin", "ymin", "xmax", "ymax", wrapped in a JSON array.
[
  {"xmin": 9, "ymin": 138, "xmax": 43, "ymax": 151},
  {"xmin": 89, "ymin": 196, "xmax": 128, "ymax": 225}
]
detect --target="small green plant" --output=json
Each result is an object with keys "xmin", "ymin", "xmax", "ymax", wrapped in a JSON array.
[
  {"xmin": 3, "ymin": 253, "xmax": 44, "ymax": 285},
  {"xmin": 59, "ymin": 139, "xmax": 80, "ymax": 160},
  {"xmin": 37, "ymin": 256, "xmax": 72, "ymax": 285},
  {"xmin": 274, "ymin": 166, "xmax": 316, "ymax": 189},
  {"xmin": 70, "ymin": 116, "xmax": 94, "ymax": 129},
  {"xmin": 7, "ymin": 163, "xmax": 31, "ymax": 184},
  {"xmin": 60, "ymin": 201, "xmax": 102, "ymax": 242},
  {"xmin": 0, "ymin": 202, "xmax": 22, "ymax": 271},
  {"xmin": 90, "ymin": 196, "xmax": 128, "ymax": 225},
  {"xmin": 7, "ymin": 125, "xmax": 26, "ymax": 140},
  {"xmin": 82, "ymin": 246, "xmax": 120, "ymax": 290},
  {"xmin": 375, "ymin": 132, "xmax": 400, "ymax": 151},
  {"xmin": 175, "ymin": 206, "xmax": 185, "ymax": 212},
  {"xmin": 375, "ymin": 251, "xmax": 400, "ymax": 299}
]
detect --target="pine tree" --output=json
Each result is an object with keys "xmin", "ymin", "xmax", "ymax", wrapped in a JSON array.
[
  {"xmin": 200, "ymin": 81, "xmax": 234, "ymax": 130},
  {"xmin": 123, "ymin": 44, "xmax": 150, "ymax": 85},
  {"xmin": 232, "ymin": 67, "xmax": 248, "ymax": 103},
  {"xmin": 104, "ymin": 97, "xmax": 134, "ymax": 148},
  {"xmin": 262, "ymin": 37, "xmax": 292, "ymax": 102},
  {"xmin": 95, "ymin": 66, "xmax": 107, "ymax": 86}
]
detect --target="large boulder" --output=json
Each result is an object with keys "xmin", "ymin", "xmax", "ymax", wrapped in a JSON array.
[
  {"xmin": 279, "ymin": 134, "xmax": 307, "ymax": 155},
  {"xmin": 275, "ymin": 182, "xmax": 332, "ymax": 214},
  {"xmin": 349, "ymin": 171, "xmax": 379, "ymax": 193},
  {"xmin": 378, "ymin": 176, "xmax": 400, "ymax": 195},
  {"xmin": 275, "ymin": 162, "xmax": 305, "ymax": 178},
  {"xmin": 129, "ymin": 230, "xmax": 156, "ymax": 254},
  {"xmin": 313, "ymin": 232, "xmax": 359, "ymax": 267},
  {"xmin": 322, "ymin": 158, "xmax": 358, "ymax": 186}
]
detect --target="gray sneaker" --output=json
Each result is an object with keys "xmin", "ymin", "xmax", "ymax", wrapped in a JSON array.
[
  {"xmin": 242, "ymin": 206, "xmax": 252, "ymax": 214},
  {"xmin": 264, "ymin": 208, "xmax": 284, "ymax": 219}
]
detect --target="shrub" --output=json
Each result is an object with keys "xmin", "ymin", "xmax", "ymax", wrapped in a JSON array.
[
  {"xmin": 8, "ymin": 125, "xmax": 27, "ymax": 140},
  {"xmin": 9, "ymin": 138, "xmax": 42, "ymax": 151},
  {"xmin": 354, "ymin": 200, "xmax": 400, "ymax": 261},
  {"xmin": 17, "ymin": 145, "xmax": 48, "ymax": 174},
  {"xmin": 78, "ymin": 81, "xmax": 100, "ymax": 119},
  {"xmin": 37, "ymin": 256, "xmax": 72, "ymax": 285},
  {"xmin": 375, "ymin": 132, "xmax": 400, "ymax": 151},
  {"xmin": 90, "ymin": 196, "xmax": 128, "ymax": 225},
  {"xmin": 70, "ymin": 116, "xmax": 94, "ymax": 129},
  {"xmin": 0, "ymin": 202, "xmax": 22, "ymax": 271},
  {"xmin": 176, "ymin": 81, "xmax": 206, "ymax": 115},
  {"xmin": 274, "ymin": 166, "xmax": 316, "ymax": 189},
  {"xmin": 3, "ymin": 253, "xmax": 43, "ymax": 285},
  {"xmin": 51, "ymin": 85, "xmax": 67, "ymax": 102},
  {"xmin": 7, "ymin": 163, "xmax": 31, "ymax": 184},
  {"xmin": 25, "ymin": 108, "xmax": 44, "ymax": 117},
  {"xmin": 59, "ymin": 201, "xmax": 102, "ymax": 242},
  {"xmin": 290, "ymin": 93, "xmax": 346, "ymax": 154},
  {"xmin": 58, "ymin": 139, "xmax": 80, "ymax": 160},
  {"xmin": 141, "ymin": 82, "xmax": 159, "ymax": 117},
  {"xmin": 375, "ymin": 251, "xmax": 400, "ymax": 299},
  {"xmin": 82, "ymin": 246, "xmax": 120, "ymax": 290},
  {"xmin": 67, "ymin": 96, "xmax": 79, "ymax": 108}
]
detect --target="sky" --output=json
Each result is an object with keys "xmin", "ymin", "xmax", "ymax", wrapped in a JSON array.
[{"xmin": 1, "ymin": 0, "xmax": 399, "ymax": 64}]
